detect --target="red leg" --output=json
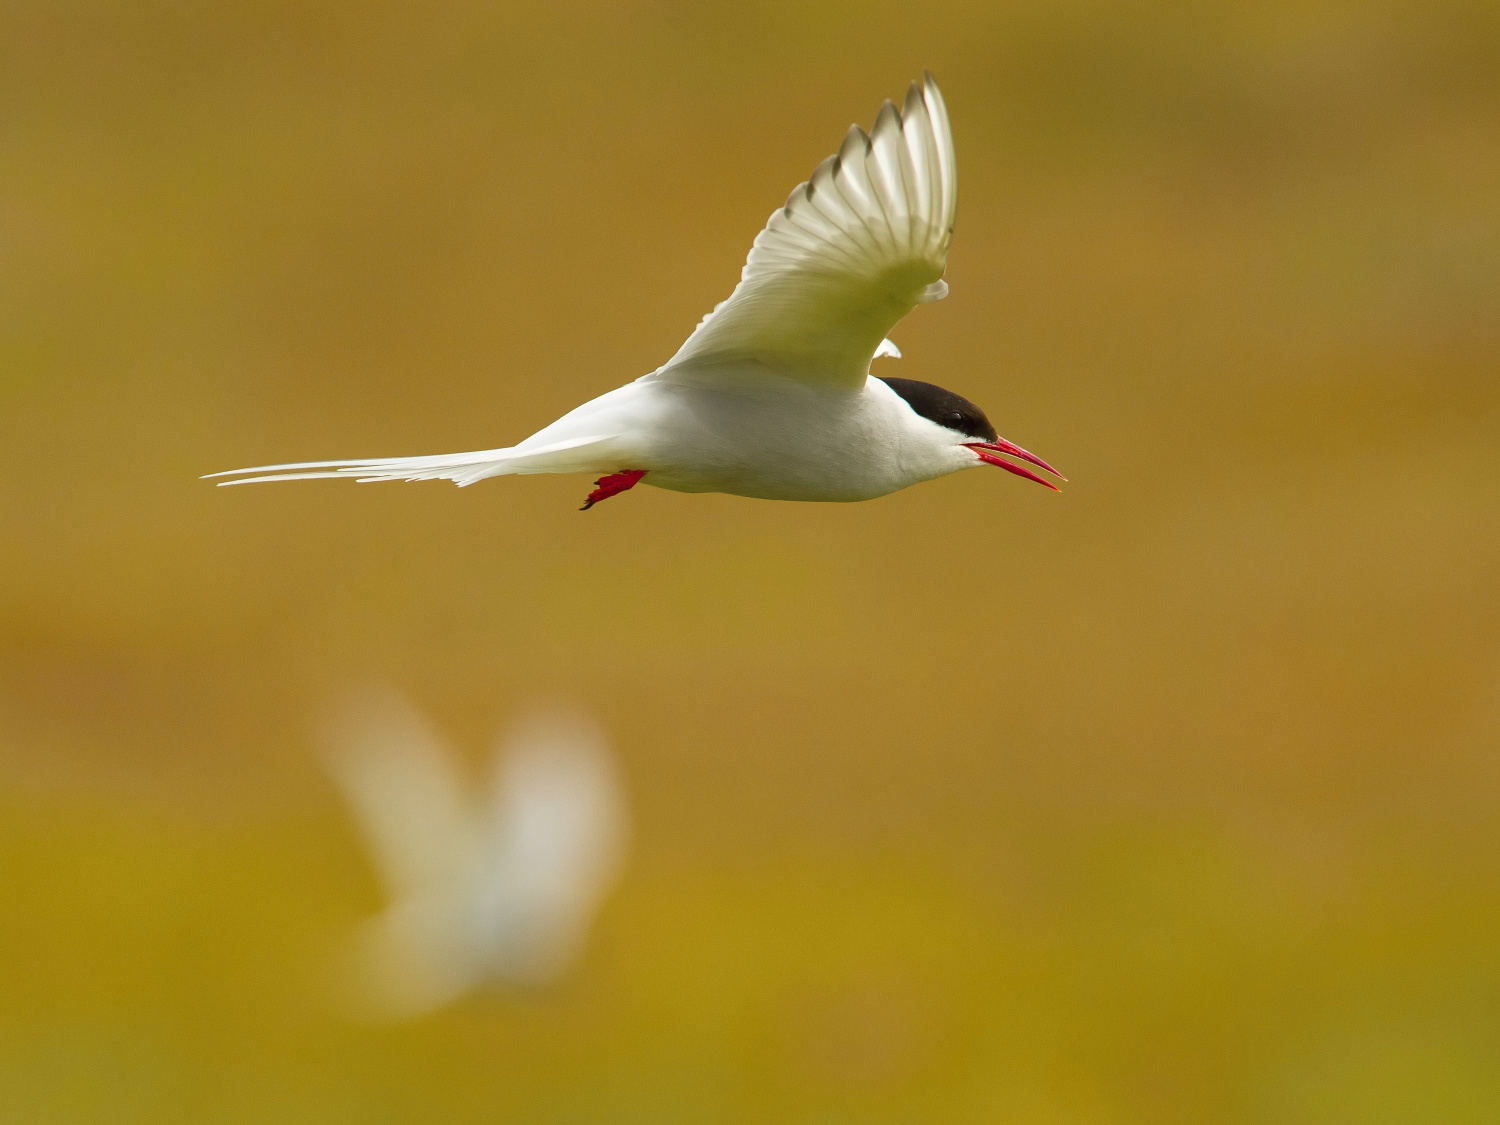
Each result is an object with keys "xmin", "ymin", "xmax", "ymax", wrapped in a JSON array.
[{"xmin": 580, "ymin": 469, "xmax": 647, "ymax": 510}]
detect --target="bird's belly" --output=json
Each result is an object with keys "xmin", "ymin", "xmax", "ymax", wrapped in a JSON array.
[
  {"xmin": 645, "ymin": 460, "xmax": 898, "ymax": 503},
  {"xmin": 642, "ymin": 424, "xmax": 914, "ymax": 502}
]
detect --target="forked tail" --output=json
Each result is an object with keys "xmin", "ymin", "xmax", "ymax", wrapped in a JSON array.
[{"xmin": 204, "ymin": 435, "xmax": 619, "ymax": 488}]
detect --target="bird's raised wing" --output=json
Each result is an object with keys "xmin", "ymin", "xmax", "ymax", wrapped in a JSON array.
[
  {"xmin": 477, "ymin": 708, "xmax": 628, "ymax": 984},
  {"xmin": 658, "ymin": 72, "xmax": 957, "ymax": 391},
  {"xmin": 321, "ymin": 689, "xmax": 481, "ymax": 905}
]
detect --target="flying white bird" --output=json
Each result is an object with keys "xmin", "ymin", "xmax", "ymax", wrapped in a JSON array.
[
  {"xmin": 323, "ymin": 692, "xmax": 627, "ymax": 1018},
  {"xmin": 208, "ymin": 72, "xmax": 1063, "ymax": 509}
]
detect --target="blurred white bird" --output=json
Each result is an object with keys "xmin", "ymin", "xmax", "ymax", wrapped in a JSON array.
[
  {"xmin": 322, "ymin": 692, "xmax": 627, "ymax": 1018},
  {"xmin": 207, "ymin": 72, "xmax": 1063, "ymax": 508}
]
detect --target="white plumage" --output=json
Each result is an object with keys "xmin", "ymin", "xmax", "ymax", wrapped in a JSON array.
[{"xmin": 208, "ymin": 73, "xmax": 1065, "ymax": 504}]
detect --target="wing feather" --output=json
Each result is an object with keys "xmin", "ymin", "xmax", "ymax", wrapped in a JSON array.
[
  {"xmin": 321, "ymin": 689, "xmax": 479, "ymax": 905},
  {"xmin": 901, "ymin": 82, "xmax": 940, "ymax": 245},
  {"xmin": 659, "ymin": 72, "xmax": 958, "ymax": 389}
]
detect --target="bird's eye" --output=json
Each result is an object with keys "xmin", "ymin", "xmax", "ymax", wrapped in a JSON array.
[{"xmin": 947, "ymin": 412, "xmax": 966, "ymax": 427}]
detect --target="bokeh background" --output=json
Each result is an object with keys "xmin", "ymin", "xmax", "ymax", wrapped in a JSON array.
[{"xmin": 4, "ymin": 0, "xmax": 1499, "ymax": 1120}]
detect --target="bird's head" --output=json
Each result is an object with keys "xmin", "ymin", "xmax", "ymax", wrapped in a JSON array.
[{"xmin": 877, "ymin": 376, "xmax": 1065, "ymax": 490}]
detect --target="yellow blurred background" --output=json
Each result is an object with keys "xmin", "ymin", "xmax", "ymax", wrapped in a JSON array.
[{"xmin": 3, "ymin": 0, "xmax": 1498, "ymax": 1119}]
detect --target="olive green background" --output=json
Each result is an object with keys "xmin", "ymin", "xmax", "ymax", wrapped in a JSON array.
[{"xmin": 3, "ymin": 0, "xmax": 1498, "ymax": 1120}]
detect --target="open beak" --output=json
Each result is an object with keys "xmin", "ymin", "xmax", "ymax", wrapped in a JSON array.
[{"xmin": 964, "ymin": 439, "xmax": 1066, "ymax": 491}]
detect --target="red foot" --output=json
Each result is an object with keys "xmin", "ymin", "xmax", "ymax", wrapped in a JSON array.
[{"xmin": 580, "ymin": 470, "xmax": 647, "ymax": 510}]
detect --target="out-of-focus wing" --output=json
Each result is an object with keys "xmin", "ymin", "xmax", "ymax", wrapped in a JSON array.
[
  {"xmin": 321, "ymin": 689, "xmax": 480, "ymax": 904},
  {"xmin": 479, "ymin": 707, "xmax": 628, "ymax": 985},
  {"xmin": 658, "ymin": 72, "xmax": 957, "ymax": 390}
]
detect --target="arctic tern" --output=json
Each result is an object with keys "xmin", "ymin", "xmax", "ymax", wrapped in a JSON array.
[{"xmin": 208, "ymin": 72, "xmax": 1064, "ymax": 508}]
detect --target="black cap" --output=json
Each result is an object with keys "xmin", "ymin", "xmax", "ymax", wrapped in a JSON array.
[{"xmin": 877, "ymin": 377, "xmax": 998, "ymax": 442}]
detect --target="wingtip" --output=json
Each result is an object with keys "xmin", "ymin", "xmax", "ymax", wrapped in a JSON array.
[
  {"xmin": 873, "ymin": 98, "xmax": 903, "ymax": 138},
  {"xmin": 841, "ymin": 123, "xmax": 872, "ymax": 156}
]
